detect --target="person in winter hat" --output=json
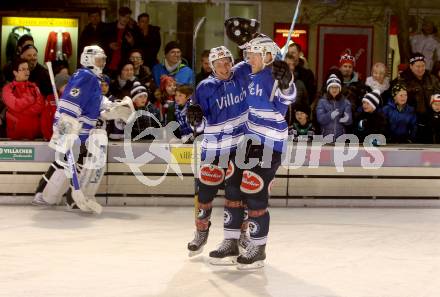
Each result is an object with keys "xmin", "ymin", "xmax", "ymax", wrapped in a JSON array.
[
  {"xmin": 382, "ymin": 82, "xmax": 416, "ymax": 143},
  {"xmin": 152, "ymin": 41, "xmax": 194, "ymax": 86},
  {"xmin": 128, "ymin": 81, "xmax": 160, "ymax": 141},
  {"xmin": 316, "ymin": 73, "xmax": 352, "ymax": 142},
  {"xmin": 354, "ymin": 89, "xmax": 387, "ymax": 145},
  {"xmin": 339, "ymin": 50, "xmax": 367, "ymax": 110},
  {"xmin": 289, "ymin": 101, "xmax": 315, "ymax": 142}
]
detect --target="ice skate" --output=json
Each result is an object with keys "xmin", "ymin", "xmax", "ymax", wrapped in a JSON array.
[
  {"xmin": 209, "ymin": 239, "xmax": 239, "ymax": 265},
  {"xmin": 238, "ymin": 229, "xmax": 251, "ymax": 251},
  {"xmin": 187, "ymin": 222, "xmax": 210, "ymax": 257},
  {"xmin": 237, "ymin": 243, "xmax": 266, "ymax": 270}
]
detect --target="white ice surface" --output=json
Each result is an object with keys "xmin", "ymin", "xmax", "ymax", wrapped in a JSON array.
[{"xmin": 1, "ymin": 205, "xmax": 440, "ymax": 297}]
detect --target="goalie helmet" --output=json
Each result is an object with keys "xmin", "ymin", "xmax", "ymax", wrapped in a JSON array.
[
  {"xmin": 80, "ymin": 45, "xmax": 107, "ymax": 76},
  {"xmin": 208, "ymin": 46, "xmax": 234, "ymax": 73},
  {"xmin": 243, "ymin": 35, "xmax": 280, "ymax": 67}
]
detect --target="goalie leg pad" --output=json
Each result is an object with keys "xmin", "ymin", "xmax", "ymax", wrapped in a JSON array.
[
  {"xmin": 49, "ymin": 113, "xmax": 82, "ymax": 154},
  {"xmin": 81, "ymin": 129, "xmax": 108, "ymax": 198},
  {"xmin": 41, "ymin": 162, "xmax": 69, "ymax": 205}
]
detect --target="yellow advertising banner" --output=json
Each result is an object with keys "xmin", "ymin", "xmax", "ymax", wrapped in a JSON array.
[
  {"xmin": 171, "ymin": 147, "xmax": 194, "ymax": 164},
  {"xmin": 2, "ymin": 17, "xmax": 78, "ymax": 28}
]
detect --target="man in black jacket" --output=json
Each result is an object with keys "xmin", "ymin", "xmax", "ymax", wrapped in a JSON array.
[{"xmin": 137, "ymin": 12, "xmax": 161, "ymax": 69}]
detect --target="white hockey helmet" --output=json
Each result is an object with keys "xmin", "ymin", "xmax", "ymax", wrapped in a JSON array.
[
  {"xmin": 80, "ymin": 45, "xmax": 107, "ymax": 76},
  {"xmin": 243, "ymin": 35, "xmax": 280, "ymax": 67},
  {"xmin": 208, "ymin": 46, "xmax": 234, "ymax": 73}
]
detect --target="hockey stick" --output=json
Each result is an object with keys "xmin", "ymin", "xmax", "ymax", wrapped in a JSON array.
[
  {"xmin": 269, "ymin": 0, "xmax": 302, "ymax": 102},
  {"xmin": 46, "ymin": 62, "xmax": 102, "ymax": 214},
  {"xmin": 192, "ymin": 16, "xmax": 207, "ymax": 87},
  {"xmin": 191, "ymin": 16, "xmax": 206, "ymax": 218}
]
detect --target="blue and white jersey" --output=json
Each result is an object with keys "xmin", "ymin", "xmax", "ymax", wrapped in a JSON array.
[
  {"xmin": 244, "ymin": 66, "xmax": 297, "ymax": 153},
  {"xmin": 54, "ymin": 68, "xmax": 102, "ymax": 142},
  {"xmin": 175, "ymin": 100, "xmax": 193, "ymax": 143},
  {"xmin": 193, "ymin": 61, "xmax": 251, "ymax": 159}
]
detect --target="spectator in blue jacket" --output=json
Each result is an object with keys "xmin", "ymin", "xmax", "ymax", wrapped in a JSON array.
[
  {"xmin": 316, "ymin": 74, "xmax": 352, "ymax": 142},
  {"xmin": 174, "ymin": 84, "xmax": 196, "ymax": 143},
  {"xmin": 383, "ymin": 83, "xmax": 417, "ymax": 143},
  {"xmin": 152, "ymin": 41, "xmax": 194, "ymax": 86}
]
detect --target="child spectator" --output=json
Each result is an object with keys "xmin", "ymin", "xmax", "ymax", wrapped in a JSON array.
[
  {"xmin": 365, "ymin": 62, "xmax": 391, "ymax": 104},
  {"xmin": 354, "ymin": 89, "xmax": 387, "ymax": 145},
  {"xmin": 101, "ymin": 74, "xmax": 112, "ymax": 98},
  {"xmin": 40, "ymin": 72, "xmax": 70, "ymax": 140},
  {"xmin": 316, "ymin": 74, "xmax": 352, "ymax": 142},
  {"xmin": 383, "ymin": 83, "xmax": 417, "ymax": 143},
  {"xmin": 129, "ymin": 81, "xmax": 160, "ymax": 141},
  {"xmin": 289, "ymin": 101, "xmax": 315, "ymax": 142},
  {"xmin": 430, "ymin": 94, "xmax": 440, "ymax": 143},
  {"xmin": 2, "ymin": 59, "xmax": 44, "ymax": 140},
  {"xmin": 174, "ymin": 84, "xmax": 195, "ymax": 143},
  {"xmin": 154, "ymin": 75, "xmax": 176, "ymax": 125}
]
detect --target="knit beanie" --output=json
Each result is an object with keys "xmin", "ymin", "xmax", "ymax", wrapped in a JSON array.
[
  {"xmin": 431, "ymin": 94, "xmax": 440, "ymax": 105},
  {"xmin": 391, "ymin": 82, "xmax": 407, "ymax": 98},
  {"xmin": 409, "ymin": 52, "xmax": 425, "ymax": 65},
  {"xmin": 101, "ymin": 74, "xmax": 111, "ymax": 85},
  {"xmin": 294, "ymin": 101, "xmax": 311, "ymax": 116},
  {"xmin": 326, "ymin": 74, "xmax": 341, "ymax": 91},
  {"xmin": 339, "ymin": 51, "xmax": 356, "ymax": 67},
  {"xmin": 164, "ymin": 41, "xmax": 181, "ymax": 55},
  {"xmin": 130, "ymin": 81, "xmax": 148, "ymax": 101},
  {"xmin": 362, "ymin": 89, "xmax": 382, "ymax": 111}
]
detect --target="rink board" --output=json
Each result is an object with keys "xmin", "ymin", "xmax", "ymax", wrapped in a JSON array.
[{"xmin": 0, "ymin": 141, "xmax": 440, "ymax": 205}]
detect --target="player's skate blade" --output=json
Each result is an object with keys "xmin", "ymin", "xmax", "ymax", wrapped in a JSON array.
[
  {"xmin": 188, "ymin": 246, "xmax": 204, "ymax": 257},
  {"xmin": 209, "ymin": 256, "xmax": 238, "ymax": 266},
  {"xmin": 237, "ymin": 260, "xmax": 265, "ymax": 270}
]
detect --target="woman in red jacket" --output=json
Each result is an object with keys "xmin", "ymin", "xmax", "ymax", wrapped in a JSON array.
[{"xmin": 2, "ymin": 58, "xmax": 44, "ymax": 140}]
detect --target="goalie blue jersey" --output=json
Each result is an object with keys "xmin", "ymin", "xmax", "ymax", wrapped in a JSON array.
[
  {"xmin": 193, "ymin": 61, "xmax": 251, "ymax": 159},
  {"xmin": 54, "ymin": 68, "xmax": 103, "ymax": 142},
  {"xmin": 244, "ymin": 66, "xmax": 297, "ymax": 153}
]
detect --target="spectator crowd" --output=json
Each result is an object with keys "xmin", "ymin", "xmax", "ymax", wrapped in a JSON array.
[{"xmin": 1, "ymin": 8, "xmax": 440, "ymax": 146}]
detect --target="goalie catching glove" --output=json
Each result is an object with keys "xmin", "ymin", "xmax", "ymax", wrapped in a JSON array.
[
  {"xmin": 100, "ymin": 96, "xmax": 135, "ymax": 123},
  {"xmin": 224, "ymin": 17, "xmax": 260, "ymax": 46}
]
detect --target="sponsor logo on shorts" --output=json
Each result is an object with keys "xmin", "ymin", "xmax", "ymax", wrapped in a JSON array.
[
  {"xmin": 240, "ymin": 170, "xmax": 264, "ymax": 194},
  {"xmin": 199, "ymin": 164, "xmax": 224, "ymax": 186}
]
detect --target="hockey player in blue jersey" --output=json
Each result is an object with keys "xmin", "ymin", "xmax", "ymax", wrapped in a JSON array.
[
  {"xmin": 33, "ymin": 45, "xmax": 133, "ymax": 213},
  {"xmin": 187, "ymin": 46, "xmax": 252, "ymax": 262},
  {"xmin": 235, "ymin": 35, "xmax": 297, "ymax": 269}
]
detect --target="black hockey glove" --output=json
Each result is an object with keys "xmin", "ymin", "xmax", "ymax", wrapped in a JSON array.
[
  {"xmin": 272, "ymin": 60, "xmax": 292, "ymax": 90},
  {"xmin": 224, "ymin": 17, "xmax": 260, "ymax": 46},
  {"xmin": 187, "ymin": 104, "xmax": 204, "ymax": 126}
]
